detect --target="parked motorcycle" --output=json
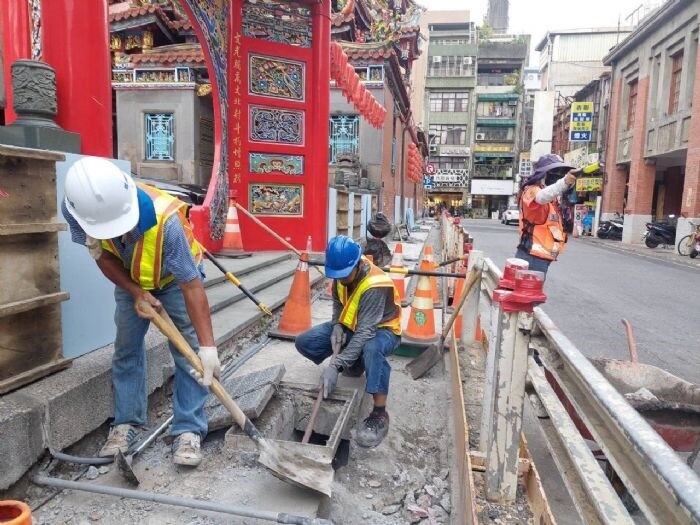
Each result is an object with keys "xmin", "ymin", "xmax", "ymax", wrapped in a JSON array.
[
  {"xmin": 597, "ymin": 214, "xmax": 623, "ymax": 240},
  {"xmin": 644, "ymin": 215, "xmax": 677, "ymax": 248}
]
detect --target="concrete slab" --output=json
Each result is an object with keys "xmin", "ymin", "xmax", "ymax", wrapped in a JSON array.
[
  {"xmin": 205, "ymin": 364, "xmax": 285, "ymax": 432},
  {"xmin": 0, "ymin": 393, "xmax": 45, "ymax": 490}
]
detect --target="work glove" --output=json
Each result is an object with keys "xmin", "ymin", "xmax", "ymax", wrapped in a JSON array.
[
  {"xmin": 191, "ymin": 346, "xmax": 221, "ymax": 387},
  {"xmin": 85, "ymin": 235, "xmax": 103, "ymax": 260},
  {"xmin": 320, "ymin": 364, "xmax": 339, "ymax": 399},
  {"xmin": 330, "ymin": 323, "xmax": 346, "ymax": 354}
]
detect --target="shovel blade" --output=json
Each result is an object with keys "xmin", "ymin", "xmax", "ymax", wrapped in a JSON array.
[
  {"xmin": 257, "ymin": 438, "xmax": 334, "ymax": 497},
  {"xmin": 406, "ymin": 342, "xmax": 444, "ymax": 380},
  {"xmin": 115, "ymin": 450, "xmax": 140, "ymax": 486}
]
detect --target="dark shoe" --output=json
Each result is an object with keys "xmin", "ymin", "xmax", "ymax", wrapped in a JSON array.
[
  {"xmin": 342, "ymin": 359, "xmax": 365, "ymax": 377},
  {"xmin": 355, "ymin": 411, "xmax": 389, "ymax": 448}
]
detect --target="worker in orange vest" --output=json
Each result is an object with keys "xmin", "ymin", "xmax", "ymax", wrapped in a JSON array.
[
  {"xmin": 516, "ymin": 153, "xmax": 578, "ymax": 275},
  {"xmin": 62, "ymin": 157, "xmax": 219, "ymax": 467},
  {"xmin": 295, "ymin": 236, "xmax": 401, "ymax": 448}
]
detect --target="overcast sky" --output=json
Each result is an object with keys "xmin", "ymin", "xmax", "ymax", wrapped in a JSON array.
[{"xmin": 418, "ymin": 0, "xmax": 659, "ymax": 66}]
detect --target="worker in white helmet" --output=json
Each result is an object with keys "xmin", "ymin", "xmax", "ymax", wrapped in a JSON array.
[{"xmin": 62, "ymin": 156, "xmax": 219, "ymax": 467}]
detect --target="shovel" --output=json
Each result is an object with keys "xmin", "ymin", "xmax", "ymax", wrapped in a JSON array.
[
  {"xmin": 116, "ymin": 416, "xmax": 172, "ymax": 486},
  {"xmin": 137, "ymin": 301, "xmax": 334, "ymax": 496},
  {"xmin": 406, "ymin": 267, "xmax": 481, "ymax": 380}
]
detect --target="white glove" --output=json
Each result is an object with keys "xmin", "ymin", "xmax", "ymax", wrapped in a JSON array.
[
  {"xmin": 192, "ymin": 346, "xmax": 221, "ymax": 387},
  {"xmin": 85, "ymin": 235, "xmax": 103, "ymax": 260}
]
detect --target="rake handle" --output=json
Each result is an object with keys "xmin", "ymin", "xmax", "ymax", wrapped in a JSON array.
[
  {"xmin": 204, "ymin": 251, "xmax": 272, "ymax": 316},
  {"xmin": 137, "ymin": 302, "xmax": 262, "ymax": 444}
]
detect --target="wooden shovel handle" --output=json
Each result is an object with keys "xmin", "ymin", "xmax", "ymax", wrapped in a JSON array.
[{"xmin": 137, "ymin": 302, "xmax": 249, "ymax": 435}]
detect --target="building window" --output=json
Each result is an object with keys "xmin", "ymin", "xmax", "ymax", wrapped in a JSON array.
[
  {"xmin": 428, "ymin": 56, "xmax": 474, "ymax": 77},
  {"xmin": 476, "ymin": 101, "xmax": 517, "ymax": 118},
  {"xmin": 428, "ymin": 156, "xmax": 468, "ymax": 170},
  {"xmin": 668, "ymin": 51, "xmax": 683, "ymax": 114},
  {"xmin": 329, "ymin": 115, "xmax": 359, "ymax": 163},
  {"xmin": 429, "ymin": 124, "xmax": 467, "ymax": 146},
  {"xmin": 475, "ymin": 127, "xmax": 514, "ymax": 141},
  {"xmin": 429, "ymin": 92, "xmax": 469, "ymax": 112},
  {"xmin": 354, "ymin": 65, "xmax": 384, "ymax": 82},
  {"xmin": 144, "ymin": 113, "xmax": 175, "ymax": 161},
  {"xmin": 627, "ymin": 80, "xmax": 638, "ymax": 130}
]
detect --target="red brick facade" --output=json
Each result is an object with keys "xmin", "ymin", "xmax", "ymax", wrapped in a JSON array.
[
  {"xmin": 625, "ymin": 76, "xmax": 656, "ymax": 215},
  {"xmin": 603, "ymin": 76, "xmax": 627, "ymax": 215},
  {"xmin": 682, "ymin": 40, "xmax": 700, "ymax": 218}
]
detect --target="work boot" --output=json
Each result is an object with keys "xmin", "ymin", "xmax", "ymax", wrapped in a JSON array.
[
  {"xmin": 355, "ymin": 411, "xmax": 390, "ymax": 448},
  {"xmin": 342, "ymin": 359, "xmax": 365, "ymax": 377},
  {"xmin": 98, "ymin": 424, "xmax": 137, "ymax": 457},
  {"xmin": 173, "ymin": 432, "xmax": 202, "ymax": 467}
]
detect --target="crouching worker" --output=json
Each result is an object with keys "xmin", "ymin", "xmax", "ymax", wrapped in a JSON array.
[
  {"xmin": 295, "ymin": 236, "xmax": 401, "ymax": 447},
  {"xmin": 62, "ymin": 157, "xmax": 220, "ymax": 466}
]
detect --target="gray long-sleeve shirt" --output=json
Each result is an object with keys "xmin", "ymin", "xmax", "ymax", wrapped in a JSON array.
[{"xmin": 331, "ymin": 260, "xmax": 399, "ymax": 369}]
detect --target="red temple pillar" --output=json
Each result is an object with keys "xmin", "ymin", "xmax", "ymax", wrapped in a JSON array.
[
  {"xmin": 0, "ymin": 0, "xmax": 32, "ymax": 123},
  {"xmin": 41, "ymin": 0, "xmax": 113, "ymax": 157}
]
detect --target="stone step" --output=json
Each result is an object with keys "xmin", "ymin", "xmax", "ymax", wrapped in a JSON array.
[{"xmin": 201, "ymin": 252, "xmax": 293, "ymax": 288}]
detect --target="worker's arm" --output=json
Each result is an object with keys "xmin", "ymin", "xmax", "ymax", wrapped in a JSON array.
[
  {"xmin": 334, "ymin": 289, "xmax": 387, "ymax": 370},
  {"xmin": 95, "ymin": 251, "xmax": 162, "ymax": 313},
  {"xmin": 534, "ymin": 172, "xmax": 576, "ymax": 204}
]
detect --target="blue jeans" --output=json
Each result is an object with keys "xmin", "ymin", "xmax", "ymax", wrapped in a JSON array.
[
  {"xmin": 113, "ymin": 283, "xmax": 209, "ymax": 438},
  {"xmin": 515, "ymin": 248, "xmax": 552, "ymax": 276},
  {"xmin": 295, "ymin": 321, "xmax": 400, "ymax": 395}
]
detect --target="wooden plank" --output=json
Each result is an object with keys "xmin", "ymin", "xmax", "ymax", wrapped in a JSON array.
[
  {"xmin": 0, "ymin": 292, "xmax": 69, "ymax": 318},
  {"xmin": 0, "ymin": 235, "xmax": 61, "ymax": 305},
  {"xmin": 469, "ymin": 450, "xmax": 531, "ymax": 475},
  {"xmin": 520, "ymin": 435, "xmax": 558, "ymax": 525},
  {"xmin": 0, "ymin": 357, "xmax": 72, "ymax": 395},
  {"xmin": 0, "ymin": 144, "xmax": 65, "ymax": 162},
  {"xmin": 0, "ymin": 223, "xmax": 67, "ymax": 235}
]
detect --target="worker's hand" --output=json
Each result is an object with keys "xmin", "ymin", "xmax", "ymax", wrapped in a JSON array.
[
  {"xmin": 320, "ymin": 365, "xmax": 339, "ymax": 399},
  {"xmin": 133, "ymin": 291, "xmax": 162, "ymax": 319},
  {"xmin": 330, "ymin": 324, "xmax": 346, "ymax": 354},
  {"xmin": 564, "ymin": 171, "xmax": 577, "ymax": 187},
  {"xmin": 85, "ymin": 236, "xmax": 103, "ymax": 260},
  {"xmin": 191, "ymin": 346, "xmax": 221, "ymax": 387}
]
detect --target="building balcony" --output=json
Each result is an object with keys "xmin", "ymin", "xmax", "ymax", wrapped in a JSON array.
[{"xmin": 475, "ymin": 117, "xmax": 517, "ymax": 126}]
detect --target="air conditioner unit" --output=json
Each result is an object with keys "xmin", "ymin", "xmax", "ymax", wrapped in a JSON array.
[
  {"xmin": 429, "ymin": 144, "xmax": 438, "ymax": 153},
  {"xmin": 463, "ymin": 57, "xmax": 473, "ymax": 65},
  {"xmin": 432, "ymin": 56, "xmax": 442, "ymax": 64},
  {"xmin": 475, "ymin": 133, "xmax": 486, "ymax": 140}
]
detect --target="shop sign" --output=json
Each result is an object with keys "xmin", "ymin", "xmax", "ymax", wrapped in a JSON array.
[
  {"xmin": 519, "ymin": 152, "xmax": 532, "ymax": 180},
  {"xmin": 472, "ymin": 144, "xmax": 512, "ymax": 153},
  {"xmin": 470, "ymin": 179, "xmax": 515, "ymax": 195},
  {"xmin": 569, "ymin": 101, "xmax": 593, "ymax": 142},
  {"xmin": 438, "ymin": 145, "xmax": 471, "ymax": 156},
  {"xmin": 576, "ymin": 177, "xmax": 602, "ymax": 192}
]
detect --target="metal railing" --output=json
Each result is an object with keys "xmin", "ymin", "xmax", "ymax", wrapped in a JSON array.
[{"xmin": 469, "ymin": 250, "xmax": 700, "ymax": 524}]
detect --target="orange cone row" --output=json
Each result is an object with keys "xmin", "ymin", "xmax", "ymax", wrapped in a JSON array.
[{"xmin": 402, "ymin": 274, "xmax": 440, "ymax": 345}]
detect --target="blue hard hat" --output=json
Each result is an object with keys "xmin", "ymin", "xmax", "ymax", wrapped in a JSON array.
[{"xmin": 325, "ymin": 235, "xmax": 361, "ymax": 279}]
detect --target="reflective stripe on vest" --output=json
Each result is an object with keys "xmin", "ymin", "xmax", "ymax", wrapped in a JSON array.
[
  {"xmin": 519, "ymin": 188, "xmax": 566, "ymax": 261},
  {"xmin": 102, "ymin": 183, "xmax": 203, "ymax": 290},
  {"xmin": 336, "ymin": 258, "xmax": 402, "ymax": 335}
]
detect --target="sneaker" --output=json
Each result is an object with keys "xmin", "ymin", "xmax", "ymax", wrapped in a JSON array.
[
  {"xmin": 355, "ymin": 411, "xmax": 390, "ymax": 448},
  {"xmin": 98, "ymin": 424, "xmax": 137, "ymax": 457},
  {"xmin": 342, "ymin": 359, "xmax": 365, "ymax": 377},
  {"xmin": 172, "ymin": 432, "xmax": 202, "ymax": 467}
]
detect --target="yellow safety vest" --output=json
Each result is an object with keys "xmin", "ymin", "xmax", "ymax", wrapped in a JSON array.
[
  {"xmin": 102, "ymin": 182, "xmax": 203, "ymax": 290},
  {"xmin": 336, "ymin": 257, "xmax": 402, "ymax": 335}
]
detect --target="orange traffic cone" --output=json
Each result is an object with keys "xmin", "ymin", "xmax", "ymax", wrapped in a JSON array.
[
  {"xmin": 418, "ymin": 246, "xmax": 441, "ymax": 307},
  {"xmin": 0, "ymin": 500, "xmax": 32, "ymax": 525},
  {"xmin": 216, "ymin": 198, "xmax": 250, "ymax": 258},
  {"xmin": 452, "ymin": 267, "xmax": 467, "ymax": 335},
  {"xmin": 402, "ymin": 274, "xmax": 440, "ymax": 346},
  {"xmin": 269, "ymin": 253, "xmax": 312, "ymax": 340},
  {"xmin": 390, "ymin": 243, "xmax": 407, "ymax": 306}
]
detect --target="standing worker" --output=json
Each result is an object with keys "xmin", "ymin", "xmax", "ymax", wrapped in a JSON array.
[
  {"xmin": 62, "ymin": 157, "xmax": 220, "ymax": 466},
  {"xmin": 295, "ymin": 236, "xmax": 401, "ymax": 447},
  {"xmin": 515, "ymin": 153, "xmax": 578, "ymax": 275}
]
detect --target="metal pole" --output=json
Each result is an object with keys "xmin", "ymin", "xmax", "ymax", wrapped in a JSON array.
[
  {"xmin": 484, "ymin": 310, "xmax": 534, "ymax": 503},
  {"xmin": 32, "ymin": 476, "xmax": 333, "ymax": 525}
]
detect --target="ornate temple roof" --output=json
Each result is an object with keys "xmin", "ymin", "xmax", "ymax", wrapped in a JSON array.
[
  {"xmin": 340, "ymin": 40, "xmax": 395, "ymax": 61},
  {"xmin": 129, "ymin": 44, "xmax": 205, "ymax": 67}
]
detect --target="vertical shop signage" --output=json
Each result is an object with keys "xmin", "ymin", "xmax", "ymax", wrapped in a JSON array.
[
  {"xmin": 231, "ymin": 31, "xmax": 243, "ymax": 184},
  {"xmin": 569, "ymin": 102, "xmax": 593, "ymax": 142}
]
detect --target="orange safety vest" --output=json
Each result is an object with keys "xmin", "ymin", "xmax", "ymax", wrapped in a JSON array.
[
  {"xmin": 336, "ymin": 257, "xmax": 402, "ymax": 335},
  {"xmin": 102, "ymin": 182, "xmax": 203, "ymax": 290},
  {"xmin": 518, "ymin": 186, "xmax": 567, "ymax": 261}
]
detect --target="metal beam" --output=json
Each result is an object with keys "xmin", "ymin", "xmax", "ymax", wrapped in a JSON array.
[{"xmin": 534, "ymin": 308, "xmax": 700, "ymax": 525}]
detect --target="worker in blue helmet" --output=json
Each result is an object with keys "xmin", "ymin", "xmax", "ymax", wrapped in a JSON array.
[{"xmin": 295, "ymin": 236, "xmax": 402, "ymax": 448}]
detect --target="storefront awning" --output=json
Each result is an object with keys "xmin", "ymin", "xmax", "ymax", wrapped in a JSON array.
[
  {"xmin": 477, "ymin": 93, "xmax": 520, "ymax": 101},
  {"xmin": 473, "ymin": 152, "xmax": 514, "ymax": 158},
  {"xmin": 476, "ymin": 118, "xmax": 517, "ymax": 127}
]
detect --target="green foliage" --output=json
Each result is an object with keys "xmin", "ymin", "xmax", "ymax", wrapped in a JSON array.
[{"xmin": 479, "ymin": 24, "xmax": 493, "ymax": 42}]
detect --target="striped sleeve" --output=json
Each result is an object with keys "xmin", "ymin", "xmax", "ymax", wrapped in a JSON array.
[
  {"xmin": 61, "ymin": 199, "xmax": 88, "ymax": 246},
  {"xmin": 161, "ymin": 215, "xmax": 200, "ymax": 283}
]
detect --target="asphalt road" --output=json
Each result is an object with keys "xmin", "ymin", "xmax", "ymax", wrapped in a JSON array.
[{"xmin": 462, "ymin": 218, "xmax": 700, "ymax": 385}]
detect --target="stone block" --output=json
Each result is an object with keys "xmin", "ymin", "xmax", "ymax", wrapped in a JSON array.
[
  {"xmin": 0, "ymin": 393, "xmax": 45, "ymax": 490},
  {"xmin": 206, "ymin": 365, "xmax": 285, "ymax": 432}
]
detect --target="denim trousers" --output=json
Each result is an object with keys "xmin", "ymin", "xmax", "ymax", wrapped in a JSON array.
[
  {"xmin": 295, "ymin": 321, "xmax": 400, "ymax": 395},
  {"xmin": 113, "ymin": 283, "xmax": 209, "ymax": 438},
  {"xmin": 515, "ymin": 248, "xmax": 552, "ymax": 276}
]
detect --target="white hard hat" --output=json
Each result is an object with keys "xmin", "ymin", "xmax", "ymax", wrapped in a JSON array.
[{"xmin": 64, "ymin": 157, "xmax": 139, "ymax": 239}]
